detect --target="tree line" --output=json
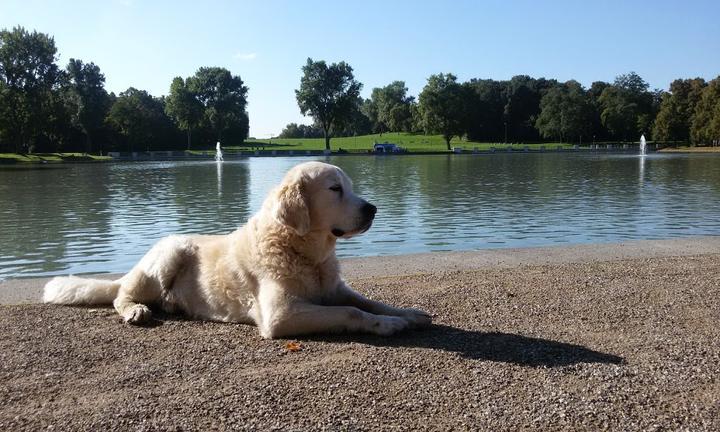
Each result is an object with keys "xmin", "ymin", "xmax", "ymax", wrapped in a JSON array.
[
  {"xmin": 2, "ymin": 27, "xmax": 718, "ymax": 154},
  {"xmin": 0, "ymin": 27, "xmax": 248, "ymax": 154},
  {"xmin": 289, "ymin": 59, "xmax": 720, "ymax": 150}
]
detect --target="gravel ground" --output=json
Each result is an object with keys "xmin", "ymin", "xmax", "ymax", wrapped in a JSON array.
[{"xmin": 1, "ymin": 254, "xmax": 719, "ymax": 431}]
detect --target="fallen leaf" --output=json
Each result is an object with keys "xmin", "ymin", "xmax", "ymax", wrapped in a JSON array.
[{"xmin": 285, "ymin": 341, "xmax": 302, "ymax": 352}]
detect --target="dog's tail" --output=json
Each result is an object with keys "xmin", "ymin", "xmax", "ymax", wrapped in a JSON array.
[{"xmin": 43, "ymin": 276, "xmax": 121, "ymax": 305}]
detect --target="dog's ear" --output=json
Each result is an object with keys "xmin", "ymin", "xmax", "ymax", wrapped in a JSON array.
[{"xmin": 272, "ymin": 176, "xmax": 310, "ymax": 236}]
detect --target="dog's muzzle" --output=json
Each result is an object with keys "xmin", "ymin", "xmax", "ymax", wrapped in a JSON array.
[
  {"xmin": 362, "ymin": 202, "xmax": 378, "ymax": 220},
  {"xmin": 332, "ymin": 202, "xmax": 377, "ymax": 237},
  {"xmin": 358, "ymin": 202, "xmax": 377, "ymax": 233}
]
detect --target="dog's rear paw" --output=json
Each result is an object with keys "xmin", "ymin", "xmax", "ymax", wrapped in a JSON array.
[
  {"xmin": 372, "ymin": 316, "xmax": 408, "ymax": 336},
  {"xmin": 123, "ymin": 304, "xmax": 152, "ymax": 325},
  {"xmin": 401, "ymin": 308, "xmax": 432, "ymax": 328}
]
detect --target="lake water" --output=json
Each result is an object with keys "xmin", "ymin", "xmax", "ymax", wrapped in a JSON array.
[{"xmin": 1, "ymin": 153, "xmax": 719, "ymax": 280}]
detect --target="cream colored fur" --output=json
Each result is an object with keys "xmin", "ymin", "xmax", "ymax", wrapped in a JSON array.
[{"xmin": 43, "ymin": 161, "xmax": 431, "ymax": 338}]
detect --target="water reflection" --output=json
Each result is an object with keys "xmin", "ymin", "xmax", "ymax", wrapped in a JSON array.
[
  {"xmin": 1, "ymin": 153, "xmax": 720, "ymax": 279},
  {"xmin": 217, "ymin": 160, "xmax": 223, "ymax": 197},
  {"xmin": 639, "ymin": 154, "xmax": 646, "ymax": 185}
]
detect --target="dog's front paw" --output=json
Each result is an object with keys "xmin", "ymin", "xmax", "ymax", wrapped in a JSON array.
[
  {"xmin": 371, "ymin": 316, "xmax": 408, "ymax": 336},
  {"xmin": 123, "ymin": 304, "xmax": 152, "ymax": 325},
  {"xmin": 400, "ymin": 308, "xmax": 432, "ymax": 328}
]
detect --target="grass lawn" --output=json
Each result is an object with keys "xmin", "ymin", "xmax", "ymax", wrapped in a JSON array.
[
  {"xmin": 0, "ymin": 153, "xmax": 112, "ymax": 163},
  {"xmin": 1, "ymin": 134, "xmax": 573, "ymax": 161},
  {"xmin": 230, "ymin": 133, "xmax": 569, "ymax": 153}
]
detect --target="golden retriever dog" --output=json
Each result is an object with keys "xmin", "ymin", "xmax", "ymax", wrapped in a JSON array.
[{"xmin": 43, "ymin": 161, "xmax": 431, "ymax": 338}]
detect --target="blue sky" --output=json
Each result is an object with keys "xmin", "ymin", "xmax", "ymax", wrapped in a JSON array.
[{"xmin": 2, "ymin": 0, "xmax": 719, "ymax": 138}]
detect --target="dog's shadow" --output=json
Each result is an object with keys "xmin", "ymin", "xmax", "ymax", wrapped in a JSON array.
[
  {"xmin": 307, "ymin": 324, "xmax": 625, "ymax": 368},
  {"xmin": 124, "ymin": 311, "xmax": 624, "ymax": 367}
]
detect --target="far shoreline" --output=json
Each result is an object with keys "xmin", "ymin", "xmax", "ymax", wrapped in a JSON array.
[
  {"xmin": 658, "ymin": 146, "xmax": 720, "ymax": 153},
  {"xmin": 0, "ymin": 145, "xmax": 674, "ymax": 165},
  {"xmin": 4, "ymin": 141, "xmax": 719, "ymax": 165}
]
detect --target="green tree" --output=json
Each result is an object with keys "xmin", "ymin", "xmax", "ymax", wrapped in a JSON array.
[
  {"xmin": 598, "ymin": 86, "xmax": 639, "ymax": 141},
  {"xmin": 222, "ymin": 111, "xmax": 250, "ymax": 146},
  {"xmin": 465, "ymin": 79, "xmax": 506, "ymax": 142},
  {"xmin": 334, "ymin": 96, "xmax": 373, "ymax": 137},
  {"xmin": 279, "ymin": 122, "xmax": 302, "ymax": 138},
  {"xmin": 535, "ymin": 80, "xmax": 593, "ymax": 143},
  {"xmin": 0, "ymin": 80, "xmax": 7, "ymax": 150},
  {"xmin": 503, "ymin": 76, "xmax": 557, "ymax": 142},
  {"xmin": 278, "ymin": 122, "xmax": 323, "ymax": 138},
  {"xmin": 66, "ymin": 58, "xmax": 110, "ymax": 154},
  {"xmin": 295, "ymin": 58, "xmax": 362, "ymax": 150},
  {"xmin": 690, "ymin": 76, "xmax": 720, "ymax": 145},
  {"xmin": 409, "ymin": 102, "xmax": 423, "ymax": 133},
  {"xmin": 587, "ymin": 81, "xmax": 611, "ymax": 141},
  {"xmin": 165, "ymin": 76, "xmax": 203, "ymax": 149},
  {"xmin": 360, "ymin": 97, "xmax": 381, "ymax": 133},
  {"xmin": 189, "ymin": 67, "xmax": 248, "ymax": 143},
  {"xmin": 418, "ymin": 73, "xmax": 468, "ymax": 150},
  {"xmin": 641, "ymin": 89, "xmax": 664, "ymax": 139},
  {"xmin": 40, "ymin": 82, "xmax": 81, "ymax": 152},
  {"xmin": 0, "ymin": 26, "xmax": 61, "ymax": 152},
  {"xmin": 598, "ymin": 72, "xmax": 654, "ymax": 141},
  {"xmin": 370, "ymin": 81, "xmax": 415, "ymax": 133},
  {"xmin": 653, "ymin": 78, "xmax": 706, "ymax": 142},
  {"xmin": 105, "ymin": 87, "xmax": 175, "ymax": 152}
]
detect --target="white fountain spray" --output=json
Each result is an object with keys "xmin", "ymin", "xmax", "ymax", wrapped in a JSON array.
[
  {"xmin": 639, "ymin": 134, "xmax": 647, "ymax": 156},
  {"xmin": 215, "ymin": 141, "xmax": 224, "ymax": 162}
]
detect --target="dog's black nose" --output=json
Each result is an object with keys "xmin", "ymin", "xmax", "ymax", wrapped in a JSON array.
[{"xmin": 362, "ymin": 203, "xmax": 377, "ymax": 218}]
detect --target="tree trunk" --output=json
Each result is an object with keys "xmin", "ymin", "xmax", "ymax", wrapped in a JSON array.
[
  {"xmin": 86, "ymin": 133, "xmax": 92, "ymax": 155},
  {"xmin": 324, "ymin": 128, "xmax": 331, "ymax": 151},
  {"xmin": 445, "ymin": 135, "xmax": 452, "ymax": 151},
  {"xmin": 17, "ymin": 127, "xmax": 25, "ymax": 154},
  {"xmin": 21, "ymin": 130, "xmax": 28, "ymax": 154},
  {"xmin": 187, "ymin": 128, "xmax": 192, "ymax": 150}
]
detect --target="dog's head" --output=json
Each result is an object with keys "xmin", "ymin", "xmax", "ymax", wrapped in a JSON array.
[{"xmin": 269, "ymin": 161, "xmax": 376, "ymax": 238}]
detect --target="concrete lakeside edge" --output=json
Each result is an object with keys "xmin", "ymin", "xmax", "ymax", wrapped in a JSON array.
[{"xmin": 1, "ymin": 236, "xmax": 718, "ymax": 306}]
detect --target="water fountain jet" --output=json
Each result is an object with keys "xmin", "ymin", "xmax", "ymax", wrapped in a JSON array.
[
  {"xmin": 215, "ymin": 141, "xmax": 224, "ymax": 162},
  {"xmin": 639, "ymin": 134, "xmax": 647, "ymax": 156}
]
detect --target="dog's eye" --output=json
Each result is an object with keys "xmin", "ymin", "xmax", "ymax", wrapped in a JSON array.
[{"xmin": 329, "ymin": 185, "xmax": 343, "ymax": 195}]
